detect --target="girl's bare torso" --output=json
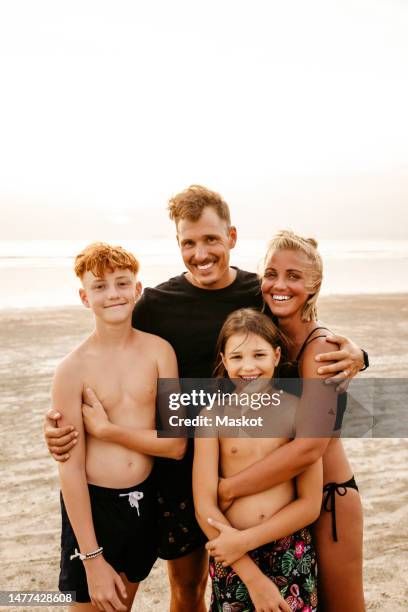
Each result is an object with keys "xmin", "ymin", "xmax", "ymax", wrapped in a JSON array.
[{"xmin": 221, "ymin": 435, "xmax": 296, "ymax": 530}]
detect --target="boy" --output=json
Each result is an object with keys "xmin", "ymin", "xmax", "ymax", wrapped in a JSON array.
[{"xmin": 55, "ymin": 242, "xmax": 185, "ymax": 611}]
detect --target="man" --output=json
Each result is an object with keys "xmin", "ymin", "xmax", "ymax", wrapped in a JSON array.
[{"xmin": 45, "ymin": 185, "xmax": 366, "ymax": 611}]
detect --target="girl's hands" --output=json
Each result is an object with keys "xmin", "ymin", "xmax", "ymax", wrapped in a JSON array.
[
  {"xmin": 206, "ymin": 518, "xmax": 249, "ymax": 565},
  {"xmin": 247, "ymin": 573, "xmax": 291, "ymax": 612},
  {"xmin": 207, "ymin": 518, "xmax": 291, "ymax": 611}
]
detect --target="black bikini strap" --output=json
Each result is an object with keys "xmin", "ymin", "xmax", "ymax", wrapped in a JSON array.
[
  {"xmin": 323, "ymin": 477, "xmax": 359, "ymax": 542},
  {"xmin": 296, "ymin": 326, "xmax": 331, "ymax": 361},
  {"xmin": 323, "ymin": 482, "xmax": 348, "ymax": 542}
]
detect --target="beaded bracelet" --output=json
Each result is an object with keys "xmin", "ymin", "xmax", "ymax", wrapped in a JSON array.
[{"xmin": 70, "ymin": 546, "xmax": 103, "ymax": 562}]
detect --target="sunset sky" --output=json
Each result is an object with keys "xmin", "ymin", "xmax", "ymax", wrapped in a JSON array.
[{"xmin": 1, "ymin": 0, "xmax": 407, "ymax": 239}]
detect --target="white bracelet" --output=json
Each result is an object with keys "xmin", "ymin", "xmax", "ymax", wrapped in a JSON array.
[{"xmin": 70, "ymin": 546, "xmax": 103, "ymax": 561}]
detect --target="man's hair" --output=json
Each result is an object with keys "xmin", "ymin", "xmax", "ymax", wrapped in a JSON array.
[
  {"xmin": 168, "ymin": 185, "xmax": 231, "ymax": 226},
  {"xmin": 74, "ymin": 242, "xmax": 139, "ymax": 279}
]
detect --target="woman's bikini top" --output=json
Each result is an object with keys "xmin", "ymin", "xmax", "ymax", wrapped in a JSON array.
[
  {"xmin": 295, "ymin": 325, "xmax": 333, "ymax": 362},
  {"xmin": 278, "ymin": 326, "xmax": 347, "ymax": 432},
  {"xmin": 280, "ymin": 326, "xmax": 357, "ymax": 542}
]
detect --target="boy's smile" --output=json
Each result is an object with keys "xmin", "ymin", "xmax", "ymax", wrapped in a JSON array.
[{"xmin": 79, "ymin": 268, "xmax": 141, "ymax": 322}]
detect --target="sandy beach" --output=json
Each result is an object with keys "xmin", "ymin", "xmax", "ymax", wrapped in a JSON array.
[{"xmin": 1, "ymin": 294, "xmax": 407, "ymax": 611}]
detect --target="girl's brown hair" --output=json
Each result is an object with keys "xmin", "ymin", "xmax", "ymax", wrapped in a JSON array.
[{"xmin": 213, "ymin": 308, "xmax": 289, "ymax": 378}]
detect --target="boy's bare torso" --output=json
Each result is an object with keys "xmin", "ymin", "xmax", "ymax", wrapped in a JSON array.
[{"xmin": 69, "ymin": 329, "xmax": 159, "ymax": 488}]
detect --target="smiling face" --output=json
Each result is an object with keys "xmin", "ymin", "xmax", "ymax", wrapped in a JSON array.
[
  {"xmin": 261, "ymin": 249, "xmax": 315, "ymax": 321},
  {"xmin": 79, "ymin": 268, "xmax": 141, "ymax": 323},
  {"xmin": 176, "ymin": 206, "xmax": 237, "ymax": 290},
  {"xmin": 221, "ymin": 331, "xmax": 280, "ymax": 382}
]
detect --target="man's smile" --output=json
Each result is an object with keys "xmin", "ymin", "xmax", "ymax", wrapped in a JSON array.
[{"xmin": 196, "ymin": 261, "xmax": 216, "ymax": 271}]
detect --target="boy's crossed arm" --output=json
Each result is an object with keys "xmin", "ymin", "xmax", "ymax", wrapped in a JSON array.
[
  {"xmin": 53, "ymin": 357, "xmax": 127, "ymax": 612},
  {"xmin": 46, "ymin": 339, "xmax": 187, "ymax": 463},
  {"xmin": 82, "ymin": 339, "xmax": 187, "ymax": 460}
]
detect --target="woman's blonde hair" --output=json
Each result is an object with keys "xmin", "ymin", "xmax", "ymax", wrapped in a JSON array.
[{"xmin": 263, "ymin": 230, "xmax": 323, "ymax": 322}]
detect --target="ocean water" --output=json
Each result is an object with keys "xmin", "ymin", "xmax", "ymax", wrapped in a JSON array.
[{"xmin": 0, "ymin": 239, "xmax": 407, "ymax": 309}]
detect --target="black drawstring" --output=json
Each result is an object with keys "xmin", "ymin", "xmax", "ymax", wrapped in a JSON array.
[{"xmin": 322, "ymin": 482, "xmax": 348, "ymax": 542}]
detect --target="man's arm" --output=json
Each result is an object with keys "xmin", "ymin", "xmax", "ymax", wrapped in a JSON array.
[
  {"xmin": 44, "ymin": 410, "xmax": 77, "ymax": 460},
  {"xmin": 53, "ymin": 359, "xmax": 127, "ymax": 612},
  {"xmin": 315, "ymin": 334, "xmax": 367, "ymax": 392}
]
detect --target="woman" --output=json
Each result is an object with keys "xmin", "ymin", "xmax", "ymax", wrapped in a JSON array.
[{"xmin": 209, "ymin": 231, "xmax": 365, "ymax": 611}]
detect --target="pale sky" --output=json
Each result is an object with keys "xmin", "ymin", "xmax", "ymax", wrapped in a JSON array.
[{"xmin": 0, "ymin": 0, "xmax": 407, "ymax": 239}]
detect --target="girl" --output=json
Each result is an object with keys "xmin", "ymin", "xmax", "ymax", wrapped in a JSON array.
[
  {"xmin": 193, "ymin": 308, "xmax": 323, "ymax": 612},
  {"xmin": 211, "ymin": 231, "xmax": 365, "ymax": 612}
]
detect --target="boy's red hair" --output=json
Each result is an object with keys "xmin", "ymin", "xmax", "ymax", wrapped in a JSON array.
[{"xmin": 74, "ymin": 242, "xmax": 139, "ymax": 279}]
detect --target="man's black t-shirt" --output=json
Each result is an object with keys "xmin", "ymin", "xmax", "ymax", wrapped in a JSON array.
[
  {"xmin": 132, "ymin": 268, "xmax": 262, "ymax": 377},
  {"xmin": 131, "ymin": 268, "xmax": 263, "ymax": 496}
]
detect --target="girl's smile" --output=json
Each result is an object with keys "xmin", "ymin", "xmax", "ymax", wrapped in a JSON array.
[{"xmin": 221, "ymin": 332, "xmax": 280, "ymax": 382}]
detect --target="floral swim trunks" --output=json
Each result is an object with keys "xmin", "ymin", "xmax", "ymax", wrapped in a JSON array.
[{"xmin": 209, "ymin": 527, "xmax": 318, "ymax": 612}]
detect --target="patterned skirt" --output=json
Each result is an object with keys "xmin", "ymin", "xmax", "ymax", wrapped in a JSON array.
[{"xmin": 209, "ymin": 527, "xmax": 318, "ymax": 612}]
